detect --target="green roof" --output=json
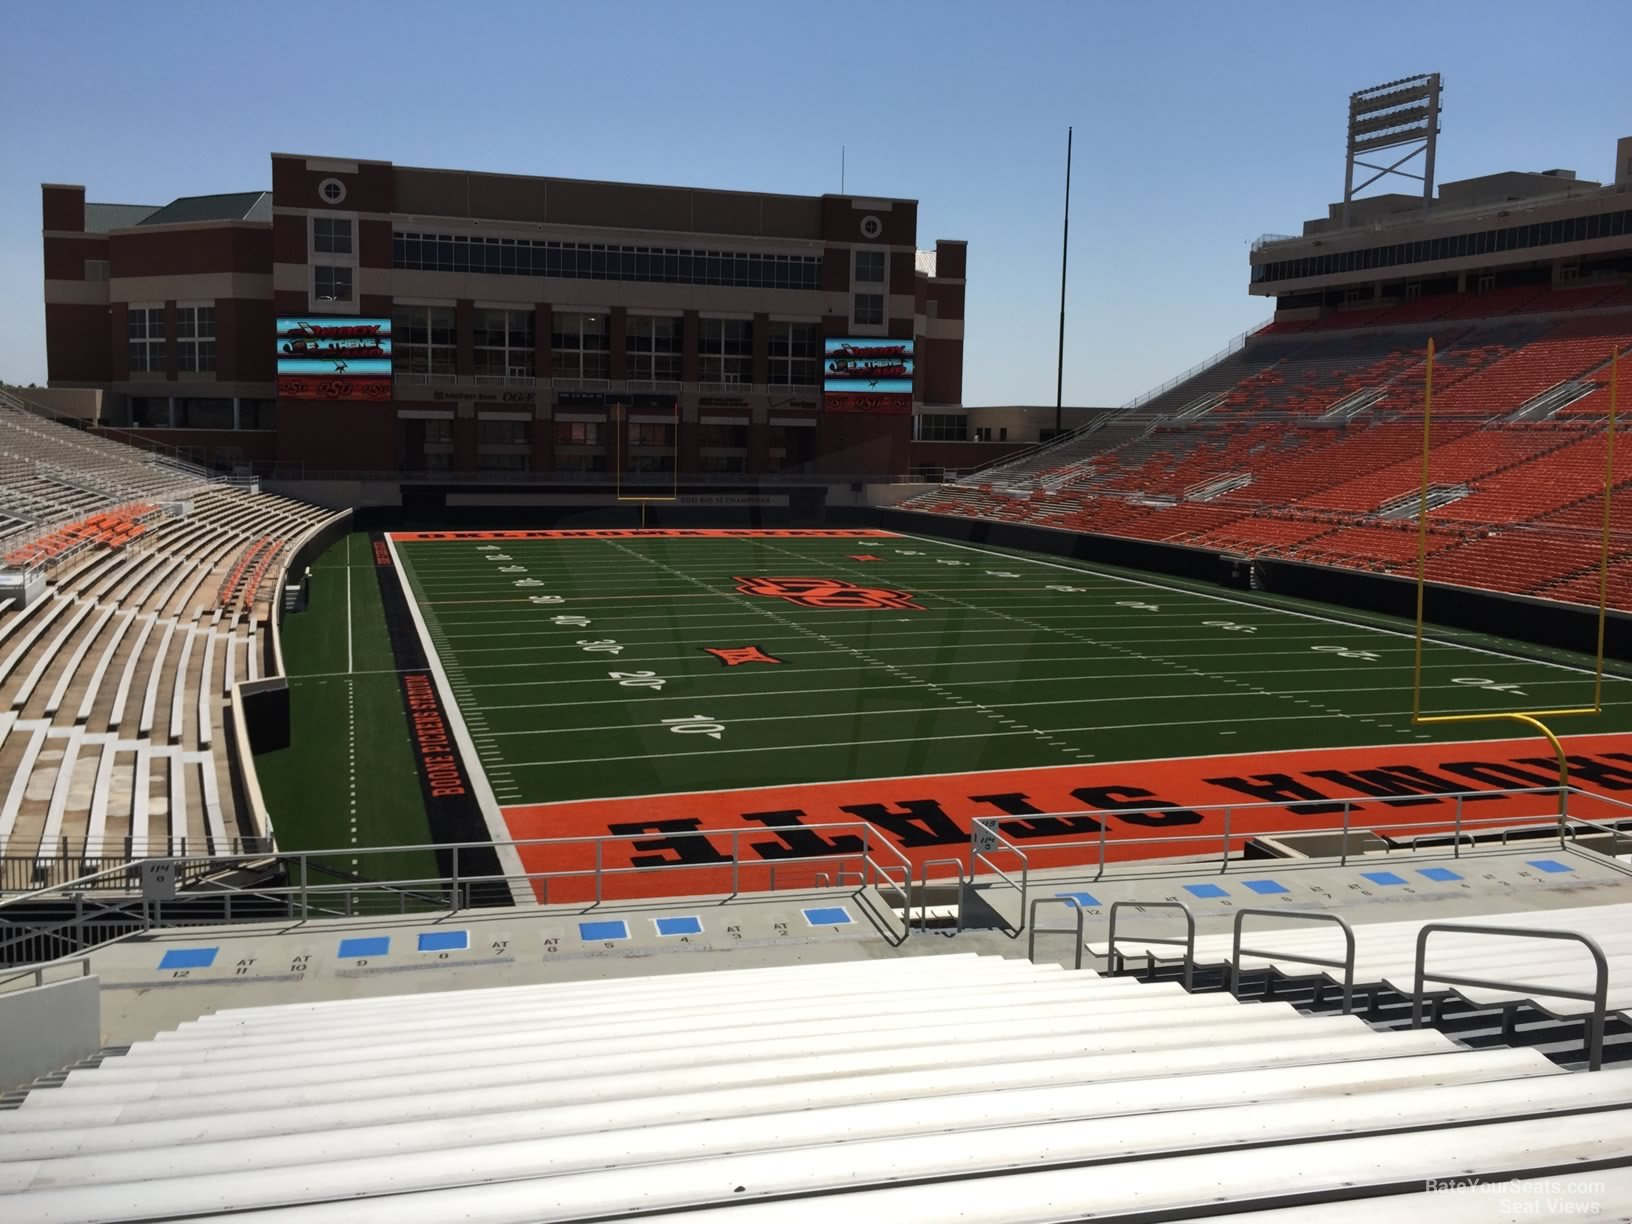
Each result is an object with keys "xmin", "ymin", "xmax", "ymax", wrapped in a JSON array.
[
  {"xmin": 137, "ymin": 191, "xmax": 271, "ymax": 226},
  {"xmin": 83, "ymin": 203, "xmax": 160, "ymax": 233}
]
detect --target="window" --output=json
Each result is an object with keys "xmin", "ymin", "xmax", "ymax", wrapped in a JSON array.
[
  {"xmin": 175, "ymin": 397, "xmax": 232, "ymax": 429},
  {"xmin": 313, "ymin": 216, "xmax": 352, "ymax": 254},
  {"xmin": 558, "ymin": 451, "xmax": 608, "ymax": 472},
  {"xmin": 393, "ymin": 305, "xmax": 457, "ymax": 375},
  {"xmin": 917, "ymin": 413, "xmax": 967, "ymax": 441},
  {"xmin": 626, "ymin": 315, "xmax": 682, "ymax": 381},
  {"xmin": 699, "ymin": 318, "xmax": 752, "ymax": 384},
  {"xmin": 853, "ymin": 293, "xmax": 884, "ymax": 326},
  {"xmin": 478, "ymin": 451, "xmax": 529, "ymax": 471},
  {"xmin": 239, "ymin": 399, "xmax": 276, "ymax": 431},
  {"xmin": 699, "ymin": 454, "xmax": 746, "ymax": 474},
  {"xmin": 84, "ymin": 260, "xmax": 109, "ymax": 282},
  {"xmin": 392, "ymin": 231, "xmax": 823, "ymax": 290},
  {"xmin": 175, "ymin": 305, "xmax": 216, "ymax": 373},
  {"xmin": 767, "ymin": 322, "xmax": 819, "ymax": 387},
  {"xmin": 314, "ymin": 266, "xmax": 352, "ymax": 303},
  {"xmin": 424, "ymin": 419, "xmax": 453, "ymax": 445},
  {"xmin": 550, "ymin": 312, "xmax": 609, "ymax": 380},
  {"xmin": 473, "ymin": 308, "xmax": 536, "ymax": 378},
  {"xmin": 556, "ymin": 420, "xmax": 605, "ymax": 446},
  {"xmin": 854, "ymin": 249, "xmax": 886, "ymax": 284},
  {"xmin": 423, "ymin": 451, "xmax": 452, "ymax": 472},
  {"xmin": 129, "ymin": 395, "xmax": 169, "ymax": 426},
  {"xmin": 318, "ymin": 178, "xmax": 347, "ymax": 204},
  {"xmin": 628, "ymin": 423, "xmax": 675, "ymax": 447},
  {"xmin": 700, "ymin": 423, "xmax": 748, "ymax": 448},
  {"xmin": 478, "ymin": 419, "xmax": 529, "ymax": 445},
  {"xmin": 628, "ymin": 453, "xmax": 676, "ymax": 474},
  {"xmin": 127, "ymin": 307, "xmax": 166, "ymax": 373}
]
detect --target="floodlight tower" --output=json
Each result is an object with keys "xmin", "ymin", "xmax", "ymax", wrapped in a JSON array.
[{"xmin": 1342, "ymin": 74, "xmax": 1443, "ymax": 227}]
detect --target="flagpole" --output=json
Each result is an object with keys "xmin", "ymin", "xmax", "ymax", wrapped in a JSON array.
[{"xmin": 1055, "ymin": 126, "xmax": 1073, "ymax": 437}]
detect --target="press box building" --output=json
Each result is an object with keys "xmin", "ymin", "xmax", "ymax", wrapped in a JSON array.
[{"xmin": 40, "ymin": 154, "xmax": 969, "ymax": 480}]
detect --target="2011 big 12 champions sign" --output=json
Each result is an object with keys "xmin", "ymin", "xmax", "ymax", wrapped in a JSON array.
[
  {"xmin": 823, "ymin": 337, "xmax": 913, "ymax": 414},
  {"xmin": 276, "ymin": 317, "xmax": 392, "ymax": 401}
]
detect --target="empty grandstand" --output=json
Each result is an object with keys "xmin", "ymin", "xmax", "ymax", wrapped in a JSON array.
[
  {"xmin": 0, "ymin": 394, "xmax": 341, "ymax": 888},
  {"xmin": 901, "ymin": 278, "xmax": 1631, "ymax": 611}
]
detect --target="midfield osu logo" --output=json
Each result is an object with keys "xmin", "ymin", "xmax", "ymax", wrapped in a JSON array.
[{"xmin": 734, "ymin": 576, "xmax": 923, "ymax": 611}]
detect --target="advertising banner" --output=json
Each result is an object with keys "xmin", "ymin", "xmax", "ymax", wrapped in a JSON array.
[
  {"xmin": 824, "ymin": 338, "xmax": 914, "ymax": 414},
  {"xmin": 276, "ymin": 317, "xmax": 392, "ymax": 401}
]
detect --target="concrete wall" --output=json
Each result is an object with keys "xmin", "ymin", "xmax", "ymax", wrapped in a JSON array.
[
  {"xmin": 3, "ymin": 385, "xmax": 103, "ymax": 423},
  {"xmin": 0, "ymin": 975, "xmax": 100, "ymax": 1093}
]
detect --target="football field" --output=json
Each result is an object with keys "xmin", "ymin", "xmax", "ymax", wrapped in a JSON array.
[{"xmin": 373, "ymin": 527, "xmax": 1632, "ymax": 899}]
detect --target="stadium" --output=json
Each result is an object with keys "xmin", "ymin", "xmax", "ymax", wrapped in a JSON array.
[{"xmin": 3, "ymin": 64, "xmax": 1632, "ymax": 1221}]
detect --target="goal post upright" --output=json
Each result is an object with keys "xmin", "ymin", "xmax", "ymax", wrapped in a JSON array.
[
  {"xmin": 614, "ymin": 399, "xmax": 681, "ymax": 526},
  {"xmin": 1410, "ymin": 341, "xmax": 1619, "ymax": 810}
]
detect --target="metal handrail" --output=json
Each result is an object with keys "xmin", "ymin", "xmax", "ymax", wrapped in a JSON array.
[
  {"xmin": 917, "ymin": 857, "xmax": 968, "ymax": 932},
  {"xmin": 1411, "ymin": 922, "xmax": 1611, "ymax": 1071},
  {"xmin": 1026, "ymin": 897, "xmax": 1086, "ymax": 970},
  {"xmin": 969, "ymin": 785, "xmax": 1632, "ymax": 881},
  {"xmin": 1232, "ymin": 908, "xmax": 1357, "ymax": 1014},
  {"xmin": 1107, "ymin": 901, "xmax": 1196, "ymax": 990},
  {"xmin": 0, "ymin": 956, "xmax": 91, "ymax": 996},
  {"xmin": 968, "ymin": 818, "xmax": 1028, "ymax": 936},
  {"xmin": 3, "ymin": 785, "xmax": 1616, "ymax": 912},
  {"xmin": 1118, "ymin": 319, "xmax": 1277, "ymax": 411}
]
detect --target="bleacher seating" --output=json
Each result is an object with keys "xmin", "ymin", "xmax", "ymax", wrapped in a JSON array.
[
  {"xmin": 905, "ymin": 303, "xmax": 1632, "ymax": 608},
  {"xmin": 0, "ymin": 407, "xmax": 339, "ymax": 886},
  {"xmin": 0, "ymin": 394, "xmax": 213, "ymax": 563},
  {"xmin": 4, "ymin": 951, "xmax": 1630, "ymax": 1220}
]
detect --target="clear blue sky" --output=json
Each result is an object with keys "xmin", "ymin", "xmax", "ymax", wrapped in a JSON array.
[{"xmin": 1, "ymin": 1, "xmax": 1626, "ymax": 406}]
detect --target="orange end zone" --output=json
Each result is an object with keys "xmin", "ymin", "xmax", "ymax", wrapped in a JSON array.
[
  {"xmin": 388, "ymin": 529, "xmax": 902, "ymax": 541},
  {"xmin": 500, "ymin": 733, "xmax": 1632, "ymax": 903}
]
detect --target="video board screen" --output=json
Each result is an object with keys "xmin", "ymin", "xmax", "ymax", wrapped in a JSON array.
[
  {"xmin": 276, "ymin": 317, "xmax": 392, "ymax": 401},
  {"xmin": 823, "ymin": 337, "xmax": 913, "ymax": 414}
]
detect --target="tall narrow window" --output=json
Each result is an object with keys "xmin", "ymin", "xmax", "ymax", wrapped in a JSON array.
[
  {"xmin": 698, "ymin": 318, "xmax": 752, "ymax": 384},
  {"xmin": 314, "ymin": 265, "xmax": 352, "ymax": 303},
  {"xmin": 766, "ymin": 322, "xmax": 819, "ymax": 387},
  {"xmin": 393, "ymin": 305, "xmax": 457, "ymax": 374},
  {"xmin": 626, "ymin": 316, "xmax": 682, "ymax": 381},
  {"xmin": 550, "ymin": 312, "xmax": 609, "ymax": 380},
  {"xmin": 127, "ymin": 306, "xmax": 166, "ymax": 373},
  {"xmin": 854, "ymin": 249, "xmax": 886, "ymax": 284},
  {"xmin": 313, "ymin": 217, "xmax": 353, "ymax": 254},
  {"xmin": 175, "ymin": 305, "xmax": 216, "ymax": 373},
  {"xmin": 473, "ymin": 308, "xmax": 536, "ymax": 378},
  {"xmin": 853, "ymin": 293, "xmax": 884, "ymax": 326}
]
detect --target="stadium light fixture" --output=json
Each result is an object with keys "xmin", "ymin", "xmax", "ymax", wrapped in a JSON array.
[{"xmin": 1342, "ymin": 74, "xmax": 1443, "ymax": 227}]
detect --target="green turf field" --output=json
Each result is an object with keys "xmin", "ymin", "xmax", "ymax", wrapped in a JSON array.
[
  {"xmin": 253, "ymin": 526, "xmax": 1632, "ymax": 864},
  {"xmin": 253, "ymin": 533, "xmax": 439, "ymax": 882},
  {"xmin": 388, "ymin": 529, "xmax": 1632, "ymax": 810}
]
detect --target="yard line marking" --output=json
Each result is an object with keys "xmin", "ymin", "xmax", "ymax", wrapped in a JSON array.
[
  {"xmin": 386, "ymin": 534, "xmax": 530, "ymax": 902},
  {"xmin": 496, "ymin": 730, "xmax": 1617, "ymax": 807},
  {"xmin": 498, "ymin": 711, "xmax": 1361, "ymax": 770},
  {"xmin": 443, "ymin": 654, "xmax": 1592, "ymax": 691},
  {"xmin": 603, "ymin": 537, "xmax": 1079, "ymax": 760},
  {"xmin": 345, "ymin": 533, "xmax": 354, "ymax": 674},
  {"xmin": 481, "ymin": 703, "xmax": 995, "ymax": 737},
  {"xmin": 439, "ymin": 634, "xmax": 1478, "ymax": 671},
  {"xmin": 910, "ymin": 532, "xmax": 1626, "ymax": 684}
]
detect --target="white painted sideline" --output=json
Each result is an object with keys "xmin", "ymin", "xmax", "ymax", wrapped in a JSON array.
[{"xmin": 386, "ymin": 534, "xmax": 530, "ymax": 903}]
